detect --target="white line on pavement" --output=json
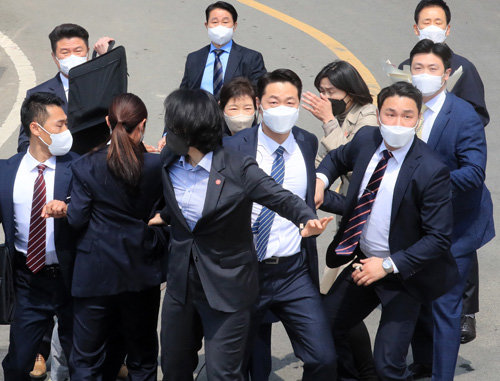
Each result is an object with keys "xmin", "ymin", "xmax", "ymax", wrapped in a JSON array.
[{"xmin": 0, "ymin": 30, "xmax": 36, "ymax": 149}]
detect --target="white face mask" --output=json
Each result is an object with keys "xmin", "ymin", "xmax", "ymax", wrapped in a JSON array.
[
  {"xmin": 57, "ymin": 55, "xmax": 87, "ymax": 76},
  {"xmin": 412, "ymin": 73, "xmax": 444, "ymax": 97},
  {"xmin": 418, "ymin": 25, "xmax": 447, "ymax": 43},
  {"xmin": 224, "ymin": 113, "xmax": 254, "ymax": 134},
  {"xmin": 208, "ymin": 25, "xmax": 234, "ymax": 46},
  {"xmin": 37, "ymin": 123, "xmax": 73, "ymax": 156},
  {"xmin": 379, "ymin": 117, "xmax": 416, "ymax": 149},
  {"xmin": 262, "ymin": 105, "xmax": 299, "ymax": 134}
]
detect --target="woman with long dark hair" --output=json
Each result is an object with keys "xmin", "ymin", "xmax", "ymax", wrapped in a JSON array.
[{"xmin": 44, "ymin": 93, "xmax": 165, "ymax": 380}]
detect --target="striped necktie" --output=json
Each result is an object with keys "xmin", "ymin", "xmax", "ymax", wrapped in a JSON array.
[
  {"xmin": 26, "ymin": 164, "xmax": 47, "ymax": 273},
  {"xmin": 335, "ymin": 150, "xmax": 393, "ymax": 256},
  {"xmin": 213, "ymin": 49, "xmax": 224, "ymax": 100},
  {"xmin": 252, "ymin": 146, "xmax": 285, "ymax": 261}
]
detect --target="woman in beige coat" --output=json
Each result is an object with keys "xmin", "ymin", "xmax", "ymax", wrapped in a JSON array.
[{"xmin": 303, "ymin": 60, "xmax": 379, "ymax": 381}]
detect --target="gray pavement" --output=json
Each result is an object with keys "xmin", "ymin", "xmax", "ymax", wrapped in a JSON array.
[{"xmin": 0, "ymin": 0, "xmax": 499, "ymax": 380}]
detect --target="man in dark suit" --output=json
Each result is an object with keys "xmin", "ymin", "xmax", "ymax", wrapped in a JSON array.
[
  {"xmin": 154, "ymin": 88, "xmax": 332, "ymax": 380},
  {"xmin": 398, "ymin": 0, "xmax": 489, "ymax": 127},
  {"xmin": 316, "ymin": 82, "xmax": 458, "ymax": 381},
  {"xmin": 0, "ymin": 93, "xmax": 77, "ymax": 381},
  {"xmin": 224, "ymin": 69, "xmax": 344, "ymax": 380},
  {"xmin": 407, "ymin": 40, "xmax": 494, "ymax": 380},
  {"xmin": 17, "ymin": 23, "xmax": 114, "ymax": 153}
]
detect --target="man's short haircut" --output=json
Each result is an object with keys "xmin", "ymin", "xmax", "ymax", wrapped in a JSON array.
[
  {"xmin": 377, "ymin": 82, "xmax": 422, "ymax": 113},
  {"xmin": 49, "ymin": 23, "xmax": 89, "ymax": 53},
  {"xmin": 409, "ymin": 39, "xmax": 452, "ymax": 70},
  {"xmin": 414, "ymin": 0, "xmax": 451, "ymax": 25},
  {"xmin": 257, "ymin": 69, "xmax": 302, "ymax": 100},
  {"xmin": 164, "ymin": 89, "xmax": 222, "ymax": 154},
  {"xmin": 205, "ymin": 1, "xmax": 238, "ymax": 23},
  {"xmin": 21, "ymin": 92, "xmax": 65, "ymax": 137}
]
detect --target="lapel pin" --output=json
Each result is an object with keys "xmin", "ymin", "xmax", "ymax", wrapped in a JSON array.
[{"xmin": 215, "ymin": 179, "xmax": 222, "ymax": 185}]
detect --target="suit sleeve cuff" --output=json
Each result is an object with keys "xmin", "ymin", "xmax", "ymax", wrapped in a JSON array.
[
  {"xmin": 316, "ymin": 173, "xmax": 330, "ymax": 189},
  {"xmin": 389, "ymin": 257, "xmax": 399, "ymax": 274}
]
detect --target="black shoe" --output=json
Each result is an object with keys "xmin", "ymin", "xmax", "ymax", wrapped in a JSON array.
[
  {"xmin": 408, "ymin": 363, "xmax": 432, "ymax": 379},
  {"xmin": 461, "ymin": 315, "xmax": 476, "ymax": 344}
]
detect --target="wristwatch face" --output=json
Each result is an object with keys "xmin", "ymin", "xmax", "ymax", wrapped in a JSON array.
[{"xmin": 383, "ymin": 258, "xmax": 393, "ymax": 272}]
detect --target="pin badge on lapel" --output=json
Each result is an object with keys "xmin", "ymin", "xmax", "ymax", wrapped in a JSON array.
[{"xmin": 215, "ymin": 179, "xmax": 222, "ymax": 185}]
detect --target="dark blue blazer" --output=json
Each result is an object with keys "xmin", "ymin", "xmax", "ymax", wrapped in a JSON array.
[
  {"xmin": 18, "ymin": 74, "xmax": 68, "ymax": 153},
  {"xmin": 0, "ymin": 151, "xmax": 78, "ymax": 288},
  {"xmin": 223, "ymin": 125, "xmax": 345, "ymax": 287},
  {"xmin": 317, "ymin": 127, "xmax": 458, "ymax": 302},
  {"xmin": 400, "ymin": 51, "xmax": 489, "ymax": 126},
  {"xmin": 159, "ymin": 146, "xmax": 318, "ymax": 313},
  {"xmin": 180, "ymin": 41, "xmax": 266, "ymax": 89},
  {"xmin": 425, "ymin": 93, "xmax": 494, "ymax": 255},
  {"xmin": 67, "ymin": 147, "xmax": 165, "ymax": 297}
]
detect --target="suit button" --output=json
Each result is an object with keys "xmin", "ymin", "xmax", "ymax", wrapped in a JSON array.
[{"xmin": 194, "ymin": 256, "xmax": 199, "ymax": 262}]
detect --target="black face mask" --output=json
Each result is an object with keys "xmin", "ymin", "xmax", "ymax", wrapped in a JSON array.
[
  {"xmin": 330, "ymin": 97, "xmax": 347, "ymax": 116},
  {"xmin": 165, "ymin": 130, "xmax": 189, "ymax": 156}
]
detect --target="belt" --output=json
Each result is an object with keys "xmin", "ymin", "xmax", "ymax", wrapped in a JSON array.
[
  {"xmin": 260, "ymin": 252, "xmax": 300, "ymax": 265},
  {"xmin": 15, "ymin": 251, "xmax": 60, "ymax": 278}
]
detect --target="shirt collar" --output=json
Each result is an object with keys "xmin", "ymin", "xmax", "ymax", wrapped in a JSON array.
[
  {"xmin": 257, "ymin": 124, "xmax": 296, "ymax": 156},
  {"xmin": 425, "ymin": 89, "xmax": 447, "ymax": 113},
  {"xmin": 178, "ymin": 151, "xmax": 213, "ymax": 172},
  {"xmin": 377, "ymin": 135, "xmax": 414, "ymax": 165},
  {"xmin": 210, "ymin": 40, "xmax": 233, "ymax": 53},
  {"xmin": 25, "ymin": 148, "xmax": 56, "ymax": 171},
  {"xmin": 59, "ymin": 72, "xmax": 69, "ymax": 91}
]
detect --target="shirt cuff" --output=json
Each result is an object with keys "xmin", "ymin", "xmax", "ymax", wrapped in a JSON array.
[
  {"xmin": 316, "ymin": 173, "xmax": 330, "ymax": 189},
  {"xmin": 389, "ymin": 257, "xmax": 399, "ymax": 274}
]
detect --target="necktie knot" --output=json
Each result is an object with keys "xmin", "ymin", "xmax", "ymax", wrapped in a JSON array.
[
  {"xmin": 214, "ymin": 49, "xmax": 223, "ymax": 57},
  {"xmin": 275, "ymin": 146, "xmax": 285, "ymax": 158},
  {"xmin": 382, "ymin": 150, "xmax": 393, "ymax": 161},
  {"xmin": 37, "ymin": 164, "xmax": 47, "ymax": 174}
]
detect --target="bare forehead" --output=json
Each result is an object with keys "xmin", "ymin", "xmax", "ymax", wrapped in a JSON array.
[
  {"xmin": 418, "ymin": 5, "xmax": 447, "ymax": 21},
  {"xmin": 56, "ymin": 37, "xmax": 87, "ymax": 49},
  {"xmin": 381, "ymin": 96, "xmax": 418, "ymax": 112},
  {"xmin": 208, "ymin": 8, "xmax": 233, "ymax": 21}
]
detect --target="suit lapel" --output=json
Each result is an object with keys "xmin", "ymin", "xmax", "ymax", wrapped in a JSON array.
[
  {"xmin": 426, "ymin": 94, "xmax": 452, "ymax": 150},
  {"xmin": 225, "ymin": 42, "xmax": 242, "ymax": 83},
  {"xmin": 195, "ymin": 148, "xmax": 226, "ymax": 230},
  {"xmin": 1, "ymin": 155, "xmax": 24, "ymax": 245},
  {"xmin": 390, "ymin": 140, "xmax": 421, "ymax": 227},
  {"xmin": 49, "ymin": 74, "xmax": 68, "ymax": 112},
  {"xmin": 194, "ymin": 46, "xmax": 211, "ymax": 88},
  {"xmin": 292, "ymin": 127, "xmax": 315, "ymax": 207}
]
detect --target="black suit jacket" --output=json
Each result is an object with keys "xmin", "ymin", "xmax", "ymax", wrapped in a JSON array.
[
  {"xmin": 223, "ymin": 125, "xmax": 345, "ymax": 287},
  {"xmin": 0, "ymin": 151, "xmax": 78, "ymax": 288},
  {"xmin": 67, "ymin": 148, "xmax": 165, "ymax": 297},
  {"xmin": 18, "ymin": 74, "xmax": 68, "ymax": 152},
  {"xmin": 317, "ymin": 126, "xmax": 458, "ymax": 302},
  {"xmin": 179, "ymin": 41, "xmax": 266, "ymax": 89},
  {"xmin": 160, "ymin": 146, "xmax": 318, "ymax": 313},
  {"xmin": 400, "ymin": 51, "xmax": 489, "ymax": 126}
]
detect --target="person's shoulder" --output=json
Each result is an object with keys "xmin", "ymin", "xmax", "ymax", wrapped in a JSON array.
[
  {"xmin": 232, "ymin": 41, "xmax": 263, "ymax": 57},
  {"xmin": 0, "ymin": 152, "xmax": 24, "ymax": 169},
  {"xmin": 451, "ymin": 51, "xmax": 476, "ymax": 69},
  {"xmin": 446, "ymin": 93, "xmax": 479, "ymax": 118},
  {"xmin": 27, "ymin": 74, "xmax": 60, "ymax": 95},
  {"xmin": 144, "ymin": 152, "xmax": 162, "ymax": 168},
  {"xmin": 186, "ymin": 45, "xmax": 210, "ymax": 60},
  {"xmin": 414, "ymin": 139, "xmax": 449, "ymax": 172},
  {"xmin": 292, "ymin": 125, "xmax": 317, "ymax": 143},
  {"xmin": 357, "ymin": 103, "xmax": 378, "ymax": 117},
  {"xmin": 224, "ymin": 125, "xmax": 257, "ymax": 145}
]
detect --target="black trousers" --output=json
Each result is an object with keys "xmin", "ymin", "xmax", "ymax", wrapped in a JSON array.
[
  {"xmin": 462, "ymin": 250, "xmax": 479, "ymax": 314},
  {"xmin": 323, "ymin": 265, "xmax": 420, "ymax": 381},
  {"xmin": 2, "ymin": 260, "xmax": 72, "ymax": 381},
  {"xmin": 161, "ymin": 261, "xmax": 252, "ymax": 381},
  {"xmin": 70, "ymin": 286, "xmax": 160, "ymax": 381}
]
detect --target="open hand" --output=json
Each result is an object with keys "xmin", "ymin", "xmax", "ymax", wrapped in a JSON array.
[
  {"xmin": 302, "ymin": 91, "xmax": 334, "ymax": 124},
  {"xmin": 144, "ymin": 143, "xmax": 160, "ymax": 153},
  {"xmin": 94, "ymin": 37, "xmax": 114, "ymax": 55},
  {"xmin": 157, "ymin": 136, "xmax": 166, "ymax": 151},
  {"xmin": 42, "ymin": 200, "xmax": 67, "ymax": 219},
  {"xmin": 351, "ymin": 257, "xmax": 387, "ymax": 286},
  {"xmin": 300, "ymin": 216, "xmax": 333, "ymax": 237}
]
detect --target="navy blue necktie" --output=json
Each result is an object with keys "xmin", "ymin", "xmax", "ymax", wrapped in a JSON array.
[
  {"xmin": 213, "ymin": 49, "xmax": 224, "ymax": 100},
  {"xmin": 336, "ymin": 149, "xmax": 393, "ymax": 256},
  {"xmin": 252, "ymin": 146, "xmax": 285, "ymax": 261}
]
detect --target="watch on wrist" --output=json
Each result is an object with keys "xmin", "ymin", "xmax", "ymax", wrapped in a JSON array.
[{"xmin": 382, "ymin": 257, "xmax": 394, "ymax": 273}]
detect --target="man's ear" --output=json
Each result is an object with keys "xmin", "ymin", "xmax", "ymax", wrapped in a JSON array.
[
  {"xmin": 30, "ymin": 121, "xmax": 42, "ymax": 137},
  {"xmin": 413, "ymin": 24, "xmax": 420, "ymax": 37},
  {"xmin": 233, "ymin": 22, "xmax": 238, "ymax": 32},
  {"xmin": 443, "ymin": 67, "xmax": 452, "ymax": 81},
  {"xmin": 445, "ymin": 24, "xmax": 451, "ymax": 37},
  {"xmin": 256, "ymin": 98, "xmax": 262, "ymax": 114}
]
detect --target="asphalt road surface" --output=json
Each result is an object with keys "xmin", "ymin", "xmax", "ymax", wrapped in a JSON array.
[{"xmin": 0, "ymin": 1, "xmax": 499, "ymax": 380}]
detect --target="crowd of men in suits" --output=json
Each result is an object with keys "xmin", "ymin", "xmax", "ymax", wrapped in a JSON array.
[{"xmin": 0, "ymin": 1, "xmax": 494, "ymax": 381}]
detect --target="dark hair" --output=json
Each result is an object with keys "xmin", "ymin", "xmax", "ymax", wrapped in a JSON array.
[
  {"xmin": 164, "ymin": 89, "xmax": 222, "ymax": 154},
  {"xmin": 21, "ymin": 92, "xmax": 65, "ymax": 137},
  {"xmin": 205, "ymin": 1, "xmax": 238, "ymax": 23},
  {"xmin": 49, "ymin": 23, "xmax": 89, "ymax": 53},
  {"xmin": 414, "ymin": 0, "xmax": 451, "ymax": 25},
  {"xmin": 314, "ymin": 60, "xmax": 373, "ymax": 106},
  {"xmin": 107, "ymin": 93, "xmax": 148, "ymax": 188},
  {"xmin": 377, "ymin": 82, "xmax": 422, "ymax": 112},
  {"xmin": 257, "ymin": 69, "xmax": 302, "ymax": 100},
  {"xmin": 219, "ymin": 77, "xmax": 256, "ymax": 111},
  {"xmin": 409, "ymin": 39, "xmax": 452, "ymax": 70}
]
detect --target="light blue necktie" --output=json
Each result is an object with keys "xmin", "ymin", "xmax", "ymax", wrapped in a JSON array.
[{"xmin": 252, "ymin": 146, "xmax": 285, "ymax": 261}]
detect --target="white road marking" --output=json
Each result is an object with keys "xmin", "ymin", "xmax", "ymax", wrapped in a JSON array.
[{"xmin": 0, "ymin": 30, "xmax": 36, "ymax": 149}]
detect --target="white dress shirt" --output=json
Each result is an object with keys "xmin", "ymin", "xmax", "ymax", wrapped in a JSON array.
[
  {"xmin": 357, "ymin": 138, "xmax": 414, "ymax": 271},
  {"xmin": 421, "ymin": 90, "xmax": 447, "ymax": 143},
  {"xmin": 59, "ymin": 73, "xmax": 69, "ymax": 101},
  {"xmin": 251, "ymin": 126, "xmax": 307, "ymax": 259},
  {"xmin": 13, "ymin": 150, "xmax": 58, "ymax": 265}
]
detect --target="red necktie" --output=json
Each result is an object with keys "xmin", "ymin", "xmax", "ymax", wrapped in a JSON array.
[
  {"xmin": 335, "ymin": 150, "xmax": 393, "ymax": 256},
  {"xmin": 26, "ymin": 164, "xmax": 47, "ymax": 273}
]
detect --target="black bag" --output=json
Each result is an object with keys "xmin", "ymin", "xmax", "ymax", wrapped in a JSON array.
[
  {"xmin": 67, "ymin": 44, "xmax": 128, "ymax": 154},
  {"xmin": 0, "ymin": 244, "xmax": 15, "ymax": 324}
]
